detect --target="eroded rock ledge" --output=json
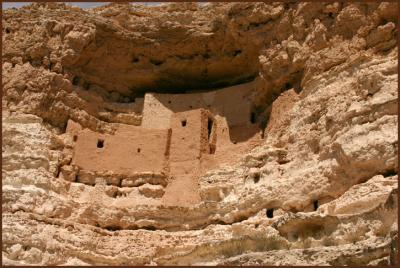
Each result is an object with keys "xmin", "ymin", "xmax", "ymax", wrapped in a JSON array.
[{"xmin": 2, "ymin": 2, "xmax": 398, "ymax": 265}]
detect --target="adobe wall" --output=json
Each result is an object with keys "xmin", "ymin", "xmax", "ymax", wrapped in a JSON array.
[
  {"xmin": 65, "ymin": 119, "xmax": 83, "ymax": 139},
  {"xmin": 169, "ymin": 109, "xmax": 213, "ymax": 162},
  {"xmin": 141, "ymin": 78, "xmax": 261, "ymax": 130},
  {"xmin": 141, "ymin": 94, "xmax": 173, "ymax": 129},
  {"xmin": 164, "ymin": 109, "xmax": 214, "ymax": 206},
  {"xmin": 72, "ymin": 125, "xmax": 170, "ymax": 175}
]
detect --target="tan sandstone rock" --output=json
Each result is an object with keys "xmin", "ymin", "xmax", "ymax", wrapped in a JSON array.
[{"xmin": 1, "ymin": 2, "xmax": 398, "ymax": 266}]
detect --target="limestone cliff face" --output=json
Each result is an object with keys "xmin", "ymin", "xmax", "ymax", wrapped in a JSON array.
[{"xmin": 2, "ymin": 2, "xmax": 398, "ymax": 265}]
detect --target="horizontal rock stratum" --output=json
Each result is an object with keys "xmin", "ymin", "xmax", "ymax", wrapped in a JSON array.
[{"xmin": 2, "ymin": 2, "xmax": 398, "ymax": 266}]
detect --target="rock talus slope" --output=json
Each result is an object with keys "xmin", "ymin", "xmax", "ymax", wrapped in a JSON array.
[{"xmin": 2, "ymin": 2, "xmax": 399, "ymax": 265}]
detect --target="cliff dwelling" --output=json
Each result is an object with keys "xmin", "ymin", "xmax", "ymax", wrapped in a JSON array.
[
  {"xmin": 2, "ymin": 2, "xmax": 398, "ymax": 266},
  {"xmin": 61, "ymin": 78, "xmax": 264, "ymax": 206}
]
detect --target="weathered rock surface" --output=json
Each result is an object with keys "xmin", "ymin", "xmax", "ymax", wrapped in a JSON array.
[{"xmin": 2, "ymin": 2, "xmax": 398, "ymax": 265}]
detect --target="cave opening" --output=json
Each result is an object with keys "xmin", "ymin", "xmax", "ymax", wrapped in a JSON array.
[{"xmin": 181, "ymin": 119, "xmax": 187, "ymax": 127}]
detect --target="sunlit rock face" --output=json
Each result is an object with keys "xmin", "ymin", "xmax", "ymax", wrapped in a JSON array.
[{"xmin": 2, "ymin": 2, "xmax": 398, "ymax": 266}]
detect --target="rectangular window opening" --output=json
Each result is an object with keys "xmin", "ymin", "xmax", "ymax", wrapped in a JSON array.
[
  {"xmin": 97, "ymin": 139, "xmax": 104, "ymax": 148},
  {"xmin": 207, "ymin": 118, "xmax": 213, "ymax": 140}
]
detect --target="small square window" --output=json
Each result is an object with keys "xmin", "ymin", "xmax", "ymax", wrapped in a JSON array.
[{"xmin": 181, "ymin": 119, "xmax": 187, "ymax": 127}]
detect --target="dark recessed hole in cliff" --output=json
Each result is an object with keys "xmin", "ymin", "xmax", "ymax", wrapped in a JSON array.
[
  {"xmin": 266, "ymin": 208, "xmax": 274, "ymax": 218},
  {"xmin": 313, "ymin": 200, "xmax": 319, "ymax": 211},
  {"xmin": 97, "ymin": 139, "xmax": 104, "ymax": 148},
  {"xmin": 253, "ymin": 173, "xmax": 260, "ymax": 183},
  {"xmin": 383, "ymin": 169, "xmax": 397, "ymax": 177},
  {"xmin": 143, "ymin": 226, "xmax": 157, "ymax": 231},
  {"xmin": 137, "ymin": 148, "xmax": 141, "ymax": 153},
  {"xmin": 249, "ymin": 22, "xmax": 265, "ymax": 30},
  {"xmin": 73, "ymin": 135, "xmax": 78, "ymax": 142},
  {"xmin": 5, "ymin": 28, "xmax": 11, "ymax": 34},
  {"xmin": 105, "ymin": 226, "xmax": 121, "ymax": 231},
  {"xmin": 284, "ymin": 82, "xmax": 292, "ymax": 90},
  {"xmin": 277, "ymin": 158, "xmax": 290, "ymax": 165},
  {"xmin": 72, "ymin": 76, "xmax": 80, "ymax": 86},
  {"xmin": 250, "ymin": 112, "xmax": 257, "ymax": 124},
  {"xmin": 284, "ymin": 3, "xmax": 290, "ymax": 10},
  {"xmin": 181, "ymin": 119, "xmax": 187, "ymax": 127},
  {"xmin": 202, "ymin": 53, "xmax": 211, "ymax": 59},
  {"xmin": 328, "ymin": 12, "xmax": 333, "ymax": 18},
  {"xmin": 132, "ymin": 56, "xmax": 140, "ymax": 63},
  {"xmin": 234, "ymin": 50, "xmax": 242, "ymax": 56},
  {"xmin": 150, "ymin": 59, "xmax": 163, "ymax": 66}
]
